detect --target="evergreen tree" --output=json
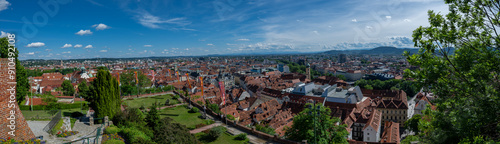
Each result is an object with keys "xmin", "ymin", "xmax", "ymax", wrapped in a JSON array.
[
  {"xmin": 405, "ymin": 0, "xmax": 500, "ymax": 143},
  {"xmin": 146, "ymin": 103, "xmax": 161, "ymax": 131},
  {"xmin": 285, "ymin": 103, "xmax": 348, "ymax": 144},
  {"xmin": 89, "ymin": 69, "xmax": 121, "ymax": 119},
  {"xmin": 61, "ymin": 80, "xmax": 75, "ymax": 96},
  {"xmin": 0, "ymin": 37, "xmax": 29, "ymax": 105}
]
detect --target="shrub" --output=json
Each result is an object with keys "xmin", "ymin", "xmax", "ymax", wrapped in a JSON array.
[
  {"xmin": 189, "ymin": 107, "xmax": 199, "ymax": 113},
  {"xmin": 103, "ymin": 139, "xmax": 125, "ymax": 144},
  {"xmin": 104, "ymin": 126, "xmax": 121, "ymax": 134},
  {"xmin": 120, "ymin": 127, "xmax": 152, "ymax": 144},
  {"xmin": 196, "ymin": 101, "xmax": 203, "ymax": 105},
  {"xmin": 235, "ymin": 133, "xmax": 247, "ymax": 140},
  {"xmin": 208, "ymin": 126, "xmax": 226, "ymax": 140},
  {"xmin": 227, "ymin": 114, "xmax": 235, "ymax": 120},
  {"xmin": 71, "ymin": 112, "xmax": 84, "ymax": 118},
  {"xmin": 173, "ymin": 95, "xmax": 180, "ymax": 99}
]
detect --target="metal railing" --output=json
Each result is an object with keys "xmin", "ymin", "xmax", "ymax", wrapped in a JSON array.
[{"xmin": 42, "ymin": 110, "xmax": 62, "ymax": 133}]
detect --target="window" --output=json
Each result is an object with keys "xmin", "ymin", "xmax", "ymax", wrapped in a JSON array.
[
  {"xmin": 368, "ymin": 137, "xmax": 370, "ymax": 140},
  {"xmin": 367, "ymin": 133, "xmax": 369, "ymax": 135}
]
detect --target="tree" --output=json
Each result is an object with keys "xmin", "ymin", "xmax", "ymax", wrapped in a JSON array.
[
  {"xmin": 208, "ymin": 126, "xmax": 226, "ymax": 140},
  {"xmin": 61, "ymin": 80, "xmax": 75, "ymax": 96},
  {"xmin": 78, "ymin": 81, "xmax": 90, "ymax": 100},
  {"xmin": 0, "ymin": 37, "xmax": 30, "ymax": 105},
  {"xmin": 153, "ymin": 117, "xmax": 199, "ymax": 144},
  {"xmin": 146, "ymin": 103, "xmax": 161, "ymax": 131},
  {"xmin": 89, "ymin": 70, "xmax": 121, "ymax": 120},
  {"xmin": 405, "ymin": 0, "xmax": 500, "ymax": 143},
  {"xmin": 404, "ymin": 114, "xmax": 422, "ymax": 135},
  {"xmin": 285, "ymin": 103, "xmax": 348, "ymax": 144}
]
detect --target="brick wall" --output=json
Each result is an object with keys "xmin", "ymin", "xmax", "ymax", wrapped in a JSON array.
[{"xmin": 0, "ymin": 58, "xmax": 35, "ymax": 140}]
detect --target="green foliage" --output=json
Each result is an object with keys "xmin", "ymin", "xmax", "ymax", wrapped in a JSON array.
[
  {"xmin": 78, "ymin": 81, "xmax": 90, "ymax": 100},
  {"xmin": 119, "ymin": 127, "xmax": 153, "ymax": 144},
  {"xmin": 152, "ymin": 117, "xmax": 200, "ymax": 144},
  {"xmin": 104, "ymin": 126, "xmax": 121, "ymax": 134},
  {"xmin": 61, "ymin": 80, "xmax": 75, "ymax": 96},
  {"xmin": 227, "ymin": 114, "xmax": 235, "ymax": 120},
  {"xmin": 401, "ymin": 135, "xmax": 421, "ymax": 144},
  {"xmin": 206, "ymin": 99, "xmax": 221, "ymax": 114},
  {"xmin": 208, "ymin": 126, "xmax": 226, "ymax": 140},
  {"xmin": 355, "ymin": 79, "xmax": 419, "ymax": 97},
  {"xmin": 189, "ymin": 107, "xmax": 199, "ymax": 113},
  {"xmin": 49, "ymin": 119, "xmax": 64, "ymax": 135},
  {"xmin": 26, "ymin": 68, "xmax": 77, "ymax": 77},
  {"xmin": 235, "ymin": 133, "xmax": 247, "ymax": 140},
  {"xmin": 146, "ymin": 103, "xmax": 161, "ymax": 131},
  {"xmin": 404, "ymin": 114, "xmax": 422, "ymax": 135},
  {"xmin": 89, "ymin": 70, "xmax": 121, "ymax": 119},
  {"xmin": 255, "ymin": 124, "xmax": 275, "ymax": 135},
  {"xmin": 103, "ymin": 139, "xmax": 125, "ymax": 144},
  {"xmin": 285, "ymin": 103, "xmax": 348, "ymax": 144},
  {"xmin": 113, "ymin": 107, "xmax": 145, "ymax": 127},
  {"xmin": 405, "ymin": 0, "xmax": 500, "ymax": 143},
  {"xmin": 0, "ymin": 37, "xmax": 30, "ymax": 105}
]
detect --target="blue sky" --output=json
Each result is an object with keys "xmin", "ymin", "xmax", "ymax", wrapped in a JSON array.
[{"xmin": 0, "ymin": 0, "xmax": 448, "ymax": 59}]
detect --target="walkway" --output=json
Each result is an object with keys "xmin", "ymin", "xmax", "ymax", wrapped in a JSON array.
[
  {"xmin": 121, "ymin": 91, "xmax": 175, "ymax": 100},
  {"xmin": 145, "ymin": 103, "xmax": 186, "ymax": 111},
  {"xmin": 189, "ymin": 121, "xmax": 222, "ymax": 134}
]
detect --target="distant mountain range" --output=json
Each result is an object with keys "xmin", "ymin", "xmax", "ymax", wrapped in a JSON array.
[{"xmin": 322, "ymin": 46, "xmax": 420, "ymax": 55}]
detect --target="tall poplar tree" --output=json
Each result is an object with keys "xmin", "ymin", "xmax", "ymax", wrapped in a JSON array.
[{"xmin": 89, "ymin": 69, "xmax": 121, "ymax": 119}]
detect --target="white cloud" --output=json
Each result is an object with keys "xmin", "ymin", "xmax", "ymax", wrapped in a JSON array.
[
  {"xmin": 207, "ymin": 43, "xmax": 214, "ymax": 46},
  {"xmin": 74, "ymin": 44, "xmax": 83, "ymax": 48},
  {"xmin": 144, "ymin": 45, "xmax": 152, "ymax": 47},
  {"xmin": 386, "ymin": 16, "xmax": 392, "ymax": 19},
  {"xmin": 61, "ymin": 44, "xmax": 72, "ymax": 48},
  {"xmin": 137, "ymin": 11, "xmax": 190, "ymax": 29},
  {"xmin": 236, "ymin": 39, "xmax": 250, "ymax": 41},
  {"xmin": 62, "ymin": 51, "xmax": 71, "ymax": 54},
  {"xmin": 352, "ymin": 19, "xmax": 357, "ymax": 22},
  {"xmin": 0, "ymin": 31, "xmax": 9, "ymax": 38},
  {"xmin": 84, "ymin": 45, "xmax": 93, "ymax": 49},
  {"xmin": 75, "ymin": 30, "xmax": 93, "ymax": 35},
  {"xmin": 404, "ymin": 19, "xmax": 411, "ymax": 22},
  {"xmin": 99, "ymin": 50, "xmax": 107, "ymax": 52},
  {"xmin": 26, "ymin": 42, "xmax": 45, "ymax": 48},
  {"xmin": 45, "ymin": 49, "xmax": 52, "ymax": 51},
  {"xmin": 184, "ymin": 48, "xmax": 189, "ymax": 51},
  {"xmin": 0, "ymin": 0, "xmax": 10, "ymax": 12},
  {"xmin": 92, "ymin": 23, "xmax": 110, "ymax": 30},
  {"xmin": 27, "ymin": 52, "xmax": 35, "ymax": 55}
]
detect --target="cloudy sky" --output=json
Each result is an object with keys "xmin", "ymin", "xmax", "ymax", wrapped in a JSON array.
[{"xmin": 0, "ymin": 0, "xmax": 448, "ymax": 59}]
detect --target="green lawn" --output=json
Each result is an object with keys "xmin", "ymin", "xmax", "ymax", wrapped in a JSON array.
[
  {"xmin": 195, "ymin": 132, "xmax": 248, "ymax": 144},
  {"xmin": 159, "ymin": 105, "xmax": 204, "ymax": 129},
  {"xmin": 22, "ymin": 108, "xmax": 87, "ymax": 121},
  {"xmin": 123, "ymin": 94, "xmax": 179, "ymax": 108}
]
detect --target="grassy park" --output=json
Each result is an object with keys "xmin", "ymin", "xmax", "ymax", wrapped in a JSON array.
[
  {"xmin": 159, "ymin": 105, "xmax": 209, "ymax": 129},
  {"xmin": 122, "ymin": 94, "xmax": 180, "ymax": 108},
  {"xmin": 195, "ymin": 131, "xmax": 248, "ymax": 144}
]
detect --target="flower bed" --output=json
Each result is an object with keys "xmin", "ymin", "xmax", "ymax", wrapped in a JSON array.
[
  {"xmin": 0, "ymin": 137, "xmax": 46, "ymax": 144},
  {"xmin": 56, "ymin": 131, "xmax": 79, "ymax": 138},
  {"xmin": 101, "ymin": 133, "xmax": 125, "ymax": 143}
]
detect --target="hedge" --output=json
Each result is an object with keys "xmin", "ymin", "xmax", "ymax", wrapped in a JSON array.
[{"xmin": 20, "ymin": 102, "xmax": 87, "ymax": 111}]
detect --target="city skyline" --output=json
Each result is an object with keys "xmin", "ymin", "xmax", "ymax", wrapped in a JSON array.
[{"xmin": 0, "ymin": 0, "xmax": 448, "ymax": 59}]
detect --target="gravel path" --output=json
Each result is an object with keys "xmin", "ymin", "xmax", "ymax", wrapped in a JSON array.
[{"xmin": 189, "ymin": 121, "xmax": 222, "ymax": 134}]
